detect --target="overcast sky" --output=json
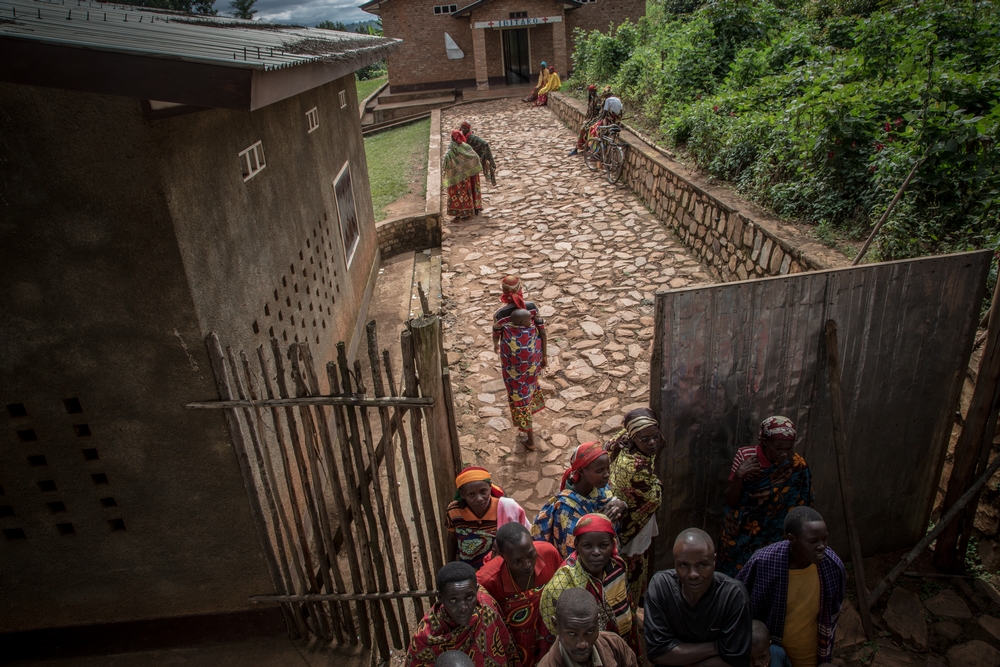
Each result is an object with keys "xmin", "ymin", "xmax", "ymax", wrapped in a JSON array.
[{"xmin": 227, "ymin": 0, "xmax": 375, "ymax": 27}]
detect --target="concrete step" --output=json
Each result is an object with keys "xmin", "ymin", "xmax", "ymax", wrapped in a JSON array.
[
  {"xmin": 373, "ymin": 96, "xmax": 455, "ymax": 123},
  {"xmin": 378, "ymin": 89, "xmax": 457, "ymax": 105}
]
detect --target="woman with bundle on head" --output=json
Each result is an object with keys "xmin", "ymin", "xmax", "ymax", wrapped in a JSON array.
[
  {"xmin": 531, "ymin": 442, "xmax": 626, "ymax": 559},
  {"xmin": 604, "ymin": 408, "xmax": 663, "ymax": 604},
  {"xmin": 718, "ymin": 415, "xmax": 814, "ymax": 576},
  {"xmin": 493, "ymin": 275, "xmax": 547, "ymax": 451},
  {"xmin": 447, "ymin": 466, "xmax": 530, "ymax": 570},
  {"xmin": 539, "ymin": 514, "xmax": 641, "ymax": 658},
  {"xmin": 534, "ymin": 66, "xmax": 561, "ymax": 107},
  {"xmin": 460, "ymin": 121, "xmax": 497, "ymax": 187},
  {"xmin": 442, "ymin": 130, "xmax": 483, "ymax": 220}
]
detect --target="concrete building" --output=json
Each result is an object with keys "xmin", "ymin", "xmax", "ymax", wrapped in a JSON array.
[
  {"xmin": 359, "ymin": 0, "xmax": 645, "ymax": 92},
  {"xmin": 0, "ymin": 2, "xmax": 397, "ymax": 657}
]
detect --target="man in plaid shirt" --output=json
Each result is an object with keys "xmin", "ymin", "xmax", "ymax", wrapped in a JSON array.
[{"xmin": 736, "ymin": 508, "xmax": 845, "ymax": 667}]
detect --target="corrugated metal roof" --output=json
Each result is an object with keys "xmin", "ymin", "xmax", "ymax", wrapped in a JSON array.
[{"xmin": 0, "ymin": 0, "xmax": 399, "ymax": 71}]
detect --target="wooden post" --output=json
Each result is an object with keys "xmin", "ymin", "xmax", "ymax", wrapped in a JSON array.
[
  {"xmin": 401, "ymin": 328, "xmax": 446, "ymax": 575},
  {"xmin": 935, "ymin": 279, "xmax": 1000, "ymax": 570},
  {"xmin": 411, "ymin": 315, "xmax": 459, "ymax": 523},
  {"xmin": 824, "ymin": 321, "xmax": 875, "ymax": 640}
]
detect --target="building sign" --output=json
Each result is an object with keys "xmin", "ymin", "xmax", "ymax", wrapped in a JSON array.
[{"xmin": 473, "ymin": 16, "xmax": 562, "ymax": 29}]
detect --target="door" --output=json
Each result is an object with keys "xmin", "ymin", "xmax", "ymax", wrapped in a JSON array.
[{"xmin": 502, "ymin": 28, "xmax": 530, "ymax": 85}]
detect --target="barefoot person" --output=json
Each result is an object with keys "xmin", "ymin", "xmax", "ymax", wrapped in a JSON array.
[
  {"xmin": 407, "ymin": 562, "xmax": 515, "ymax": 667},
  {"xmin": 447, "ymin": 466, "xmax": 531, "ymax": 569},
  {"xmin": 539, "ymin": 588, "xmax": 638, "ymax": 667},
  {"xmin": 524, "ymin": 62, "xmax": 549, "ymax": 103},
  {"xmin": 460, "ymin": 121, "xmax": 497, "ymax": 186},
  {"xmin": 737, "ymin": 508, "xmax": 845, "ymax": 667},
  {"xmin": 718, "ymin": 416, "xmax": 814, "ymax": 576},
  {"xmin": 493, "ymin": 275, "xmax": 547, "ymax": 451},
  {"xmin": 540, "ymin": 514, "xmax": 641, "ymax": 657},
  {"xmin": 534, "ymin": 66, "xmax": 561, "ymax": 106},
  {"xmin": 478, "ymin": 523, "xmax": 564, "ymax": 667},
  {"xmin": 531, "ymin": 442, "xmax": 626, "ymax": 559},
  {"xmin": 443, "ymin": 130, "xmax": 483, "ymax": 220},
  {"xmin": 644, "ymin": 529, "xmax": 752, "ymax": 666},
  {"xmin": 569, "ymin": 85, "xmax": 601, "ymax": 156}
]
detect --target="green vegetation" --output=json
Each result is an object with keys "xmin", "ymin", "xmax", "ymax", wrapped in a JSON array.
[
  {"xmin": 356, "ymin": 75, "xmax": 388, "ymax": 104},
  {"xmin": 364, "ymin": 119, "xmax": 431, "ymax": 222},
  {"xmin": 570, "ymin": 0, "xmax": 1000, "ymax": 261}
]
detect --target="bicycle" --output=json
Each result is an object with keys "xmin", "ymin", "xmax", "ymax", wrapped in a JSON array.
[{"xmin": 583, "ymin": 123, "xmax": 626, "ymax": 185}]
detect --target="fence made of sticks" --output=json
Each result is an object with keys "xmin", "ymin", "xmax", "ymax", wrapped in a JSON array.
[{"xmin": 188, "ymin": 314, "xmax": 461, "ymax": 663}]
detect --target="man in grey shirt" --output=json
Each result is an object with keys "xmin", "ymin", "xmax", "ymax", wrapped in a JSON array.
[{"xmin": 644, "ymin": 529, "xmax": 752, "ymax": 666}]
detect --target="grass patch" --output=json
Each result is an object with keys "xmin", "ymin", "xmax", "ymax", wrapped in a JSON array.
[
  {"xmin": 364, "ymin": 118, "xmax": 430, "ymax": 222},
  {"xmin": 356, "ymin": 75, "xmax": 387, "ymax": 105}
]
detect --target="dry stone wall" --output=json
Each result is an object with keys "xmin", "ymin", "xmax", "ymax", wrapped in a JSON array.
[{"xmin": 549, "ymin": 93, "xmax": 846, "ymax": 281}]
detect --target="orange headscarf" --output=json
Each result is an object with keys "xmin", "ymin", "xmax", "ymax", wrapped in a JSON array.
[
  {"xmin": 560, "ymin": 442, "xmax": 606, "ymax": 491},
  {"xmin": 454, "ymin": 466, "xmax": 504, "ymax": 500}
]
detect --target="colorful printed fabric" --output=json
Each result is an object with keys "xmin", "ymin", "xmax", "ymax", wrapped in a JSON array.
[
  {"xmin": 605, "ymin": 429, "xmax": 662, "ymax": 602},
  {"xmin": 530, "ymin": 485, "xmax": 614, "ymax": 559},
  {"xmin": 499, "ymin": 322, "xmax": 545, "ymax": 432},
  {"xmin": 466, "ymin": 133, "xmax": 497, "ymax": 186},
  {"xmin": 493, "ymin": 301, "xmax": 545, "ymax": 433},
  {"xmin": 561, "ymin": 441, "xmax": 607, "ymax": 491},
  {"xmin": 717, "ymin": 450, "xmax": 814, "ymax": 576},
  {"xmin": 447, "ymin": 175, "xmax": 483, "ymax": 218},
  {"xmin": 406, "ymin": 589, "xmax": 515, "ymax": 667},
  {"xmin": 736, "ymin": 540, "xmax": 846, "ymax": 664},
  {"xmin": 576, "ymin": 89, "xmax": 604, "ymax": 149},
  {"xmin": 539, "ymin": 553, "xmax": 640, "ymax": 658},
  {"xmin": 760, "ymin": 415, "xmax": 796, "ymax": 441},
  {"xmin": 447, "ymin": 496, "xmax": 500, "ymax": 570},
  {"xmin": 442, "ymin": 139, "xmax": 483, "ymax": 188},
  {"xmin": 477, "ymin": 541, "xmax": 563, "ymax": 667}
]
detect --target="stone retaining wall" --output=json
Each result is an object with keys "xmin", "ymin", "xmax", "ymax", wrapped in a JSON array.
[
  {"xmin": 374, "ymin": 110, "xmax": 442, "ymax": 258},
  {"xmin": 549, "ymin": 93, "xmax": 847, "ymax": 280}
]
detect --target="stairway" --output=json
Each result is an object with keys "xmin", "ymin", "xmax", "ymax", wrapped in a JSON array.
[{"xmin": 371, "ymin": 89, "xmax": 457, "ymax": 124}]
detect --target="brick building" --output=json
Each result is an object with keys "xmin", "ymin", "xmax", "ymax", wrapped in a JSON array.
[
  {"xmin": 359, "ymin": 0, "xmax": 645, "ymax": 92},
  {"xmin": 0, "ymin": 1, "xmax": 397, "ymax": 656}
]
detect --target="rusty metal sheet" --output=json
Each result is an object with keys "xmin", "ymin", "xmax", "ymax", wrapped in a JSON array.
[{"xmin": 651, "ymin": 250, "xmax": 991, "ymax": 568}]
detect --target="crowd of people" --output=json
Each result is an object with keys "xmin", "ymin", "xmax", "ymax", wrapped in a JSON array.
[{"xmin": 405, "ymin": 358, "xmax": 844, "ymax": 667}]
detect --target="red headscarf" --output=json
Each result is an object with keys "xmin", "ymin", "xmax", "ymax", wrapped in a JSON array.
[
  {"xmin": 500, "ymin": 275, "xmax": 527, "ymax": 310},
  {"xmin": 574, "ymin": 513, "xmax": 616, "ymax": 536},
  {"xmin": 758, "ymin": 416, "xmax": 796, "ymax": 444},
  {"xmin": 451, "ymin": 130, "xmax": 467, "ymax": 144},
  {"xmin": 460, "ymin": 121, "xmax": 472, "ymax": 134},
  {"xmin": 560, "ymin": 441, "xmax": 606, "ymax": 491}
]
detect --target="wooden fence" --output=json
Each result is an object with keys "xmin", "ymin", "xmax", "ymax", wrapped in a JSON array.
[
  {"xmin": 650, "ymin": 250, "xmax": 992, "ymax": 567},
  {"xmin": 188, "ymin": 315, "xmax": 460, "ymax": 663}
]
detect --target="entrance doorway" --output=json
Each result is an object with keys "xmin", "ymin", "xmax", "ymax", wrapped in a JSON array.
[{"xmin": 502, "ymin": 28, "xmax": 530, "ymax": 85}]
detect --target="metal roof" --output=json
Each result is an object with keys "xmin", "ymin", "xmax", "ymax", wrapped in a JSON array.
[{"xmin": 0, "ymin": 0, "xmax": 398, "ymax": 71}]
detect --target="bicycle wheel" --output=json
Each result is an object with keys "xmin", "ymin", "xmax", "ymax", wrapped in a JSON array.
[
  {"xmin": 584, "ymin": 139, "xmax": 602, "ymax": 172},
  {"xmin": 606, "ymin": 144, "xmax": 625, "ymax": 184}
]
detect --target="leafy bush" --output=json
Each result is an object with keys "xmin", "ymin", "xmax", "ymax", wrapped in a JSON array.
[{"xmin": 571, "ymin": 0, "xmax": 1000, "ymax": 261}]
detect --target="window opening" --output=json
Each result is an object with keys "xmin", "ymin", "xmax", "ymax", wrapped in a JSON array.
[
  {"xmin": 333, "ymin": 162, "xmax": 361, "ymax": 268},
  {"xmin": 7, "ymin": 403, "xmax": 27, "ymax": 418},
  {"xmin": 433, "ymin": 4, "xmax": 457, "ymax": 13},
  {"xmin": 239, "ymin": 141, "xmax": 266, "ymax": 182},
  {"xmin": 338, "ymin": 90, "xmax": 347, "ymax": 109},
  {"xmin": 306, "ymin": 107, "xmax": 320, "ymax": 133}
]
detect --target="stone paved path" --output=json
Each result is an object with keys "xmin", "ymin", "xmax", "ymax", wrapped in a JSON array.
[{"xmin": 439, "ymin": 98, "xmax": 715, "ymax": 515}]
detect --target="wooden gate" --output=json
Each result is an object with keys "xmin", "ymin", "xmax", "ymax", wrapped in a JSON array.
[{"xmin": 188, "ymin": 315, "xmax": 461, "ymax": 663}]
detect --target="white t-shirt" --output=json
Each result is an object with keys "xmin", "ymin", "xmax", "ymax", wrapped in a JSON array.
[{"xmin": 603, "ymin": 97, "xmax": 623, "ymax": 115}]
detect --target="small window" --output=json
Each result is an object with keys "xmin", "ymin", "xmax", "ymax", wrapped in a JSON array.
[
  {"xmin": 433, "ymin": 4, "xmax": 457, "ymax": 14},
  {"xmin": 333, "ymin": 163, "xmax": 360, "ymax": 268},
  {"xmin": 510, "ymin": 11, "xmax": 527, "ymax": 18},
  {"xmin": 338, "ymin": 90, "xmax": 347, "ymax": 109},
  {"xmin": 239, "ymin": 140, "xmax": 266, "ymax": 182},
  {"xmin": 306, "ymin": 107, "xmax": 319, "ymax": 133}
]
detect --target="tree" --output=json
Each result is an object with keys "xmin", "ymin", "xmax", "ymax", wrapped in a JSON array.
[
  {"xmin": 316, "ymin": 20, "xmax": 347, "ymax": 30},
  {"xmin": 229, "ymin": 0, "xmax": 256, "ymax": 20},
  {"xmin": 194, "ymin": 0, "xmax": 217, "ymax": 15}
]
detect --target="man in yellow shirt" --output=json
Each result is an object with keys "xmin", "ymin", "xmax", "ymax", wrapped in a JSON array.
[{"xmin": 735, "ymin": 508, "xmax": 845, "ymax": 667}]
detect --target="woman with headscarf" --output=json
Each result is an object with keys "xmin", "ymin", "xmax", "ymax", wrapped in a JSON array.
[
  {"xmin": 460, "ymin": 121, "xmax": 497, "ymax": 187},
  {"xmin": 447, "ymin": 466, "xmax": 531, "ymax": 570},
  {"xmin": 534, "ymin": 66, "xmax": 561, "ymax": 107},
  {"xmin": 492, "ymin": 275, "xmax": 547, "ymax": 451},
  {"xmin": 523, "ymin": 62, "xmax": 549, "ymax": 103},
  {"xmin": 717, "ymin": 415, "xmax": 814, "ymax": 576},
  {"xmin": 568, "ymin": 84, "xmax": 601, "ymax": 157},
  {"xmin": 442, "ymin": 130, "xmax": 483, "ymax": 220},
  {"xmin": 531, "ymin": 442, "xmax": 626, "ymax": 559},
  {"xmin": 604, "ymin": 407, "xmax": 663, "ymax": 604},
  {"xmin": 539, "ymin": 514, "xmax": 641, "ymax": 658}
]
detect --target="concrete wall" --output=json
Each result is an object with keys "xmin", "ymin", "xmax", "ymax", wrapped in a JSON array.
[
  {"xmin": 155, "ymin": 74, "xmax": 378, "ymax": 390},
  {"xmin": 549, "ymin": 93, "xmax": 847, "ymax": 279},
  {"xmin": 0, "ymin": 84, "xmax": 269, "ymax": 632}
]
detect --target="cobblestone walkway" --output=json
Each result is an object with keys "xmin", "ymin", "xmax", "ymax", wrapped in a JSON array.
[{"xmin": 439, "ymin": 98, "xmax": 714, "ymax": 515}]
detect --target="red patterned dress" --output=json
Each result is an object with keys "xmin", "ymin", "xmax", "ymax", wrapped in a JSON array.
[
  {"xmin": 493, "ymin": 301, "xmax": 546, "ymax": 432},
  {"xmin": 406, "ymin": 589, "xmax": 515, "ymax": 667}
]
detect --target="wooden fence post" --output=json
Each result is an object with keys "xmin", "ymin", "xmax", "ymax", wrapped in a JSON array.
[
  {"xmin": 411, "ymin": 315, "xmax": 460, "ymax": 528},
  {"xmin": 935, "ymin": 279, "xmax": 1000, "ymax": 570}
]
